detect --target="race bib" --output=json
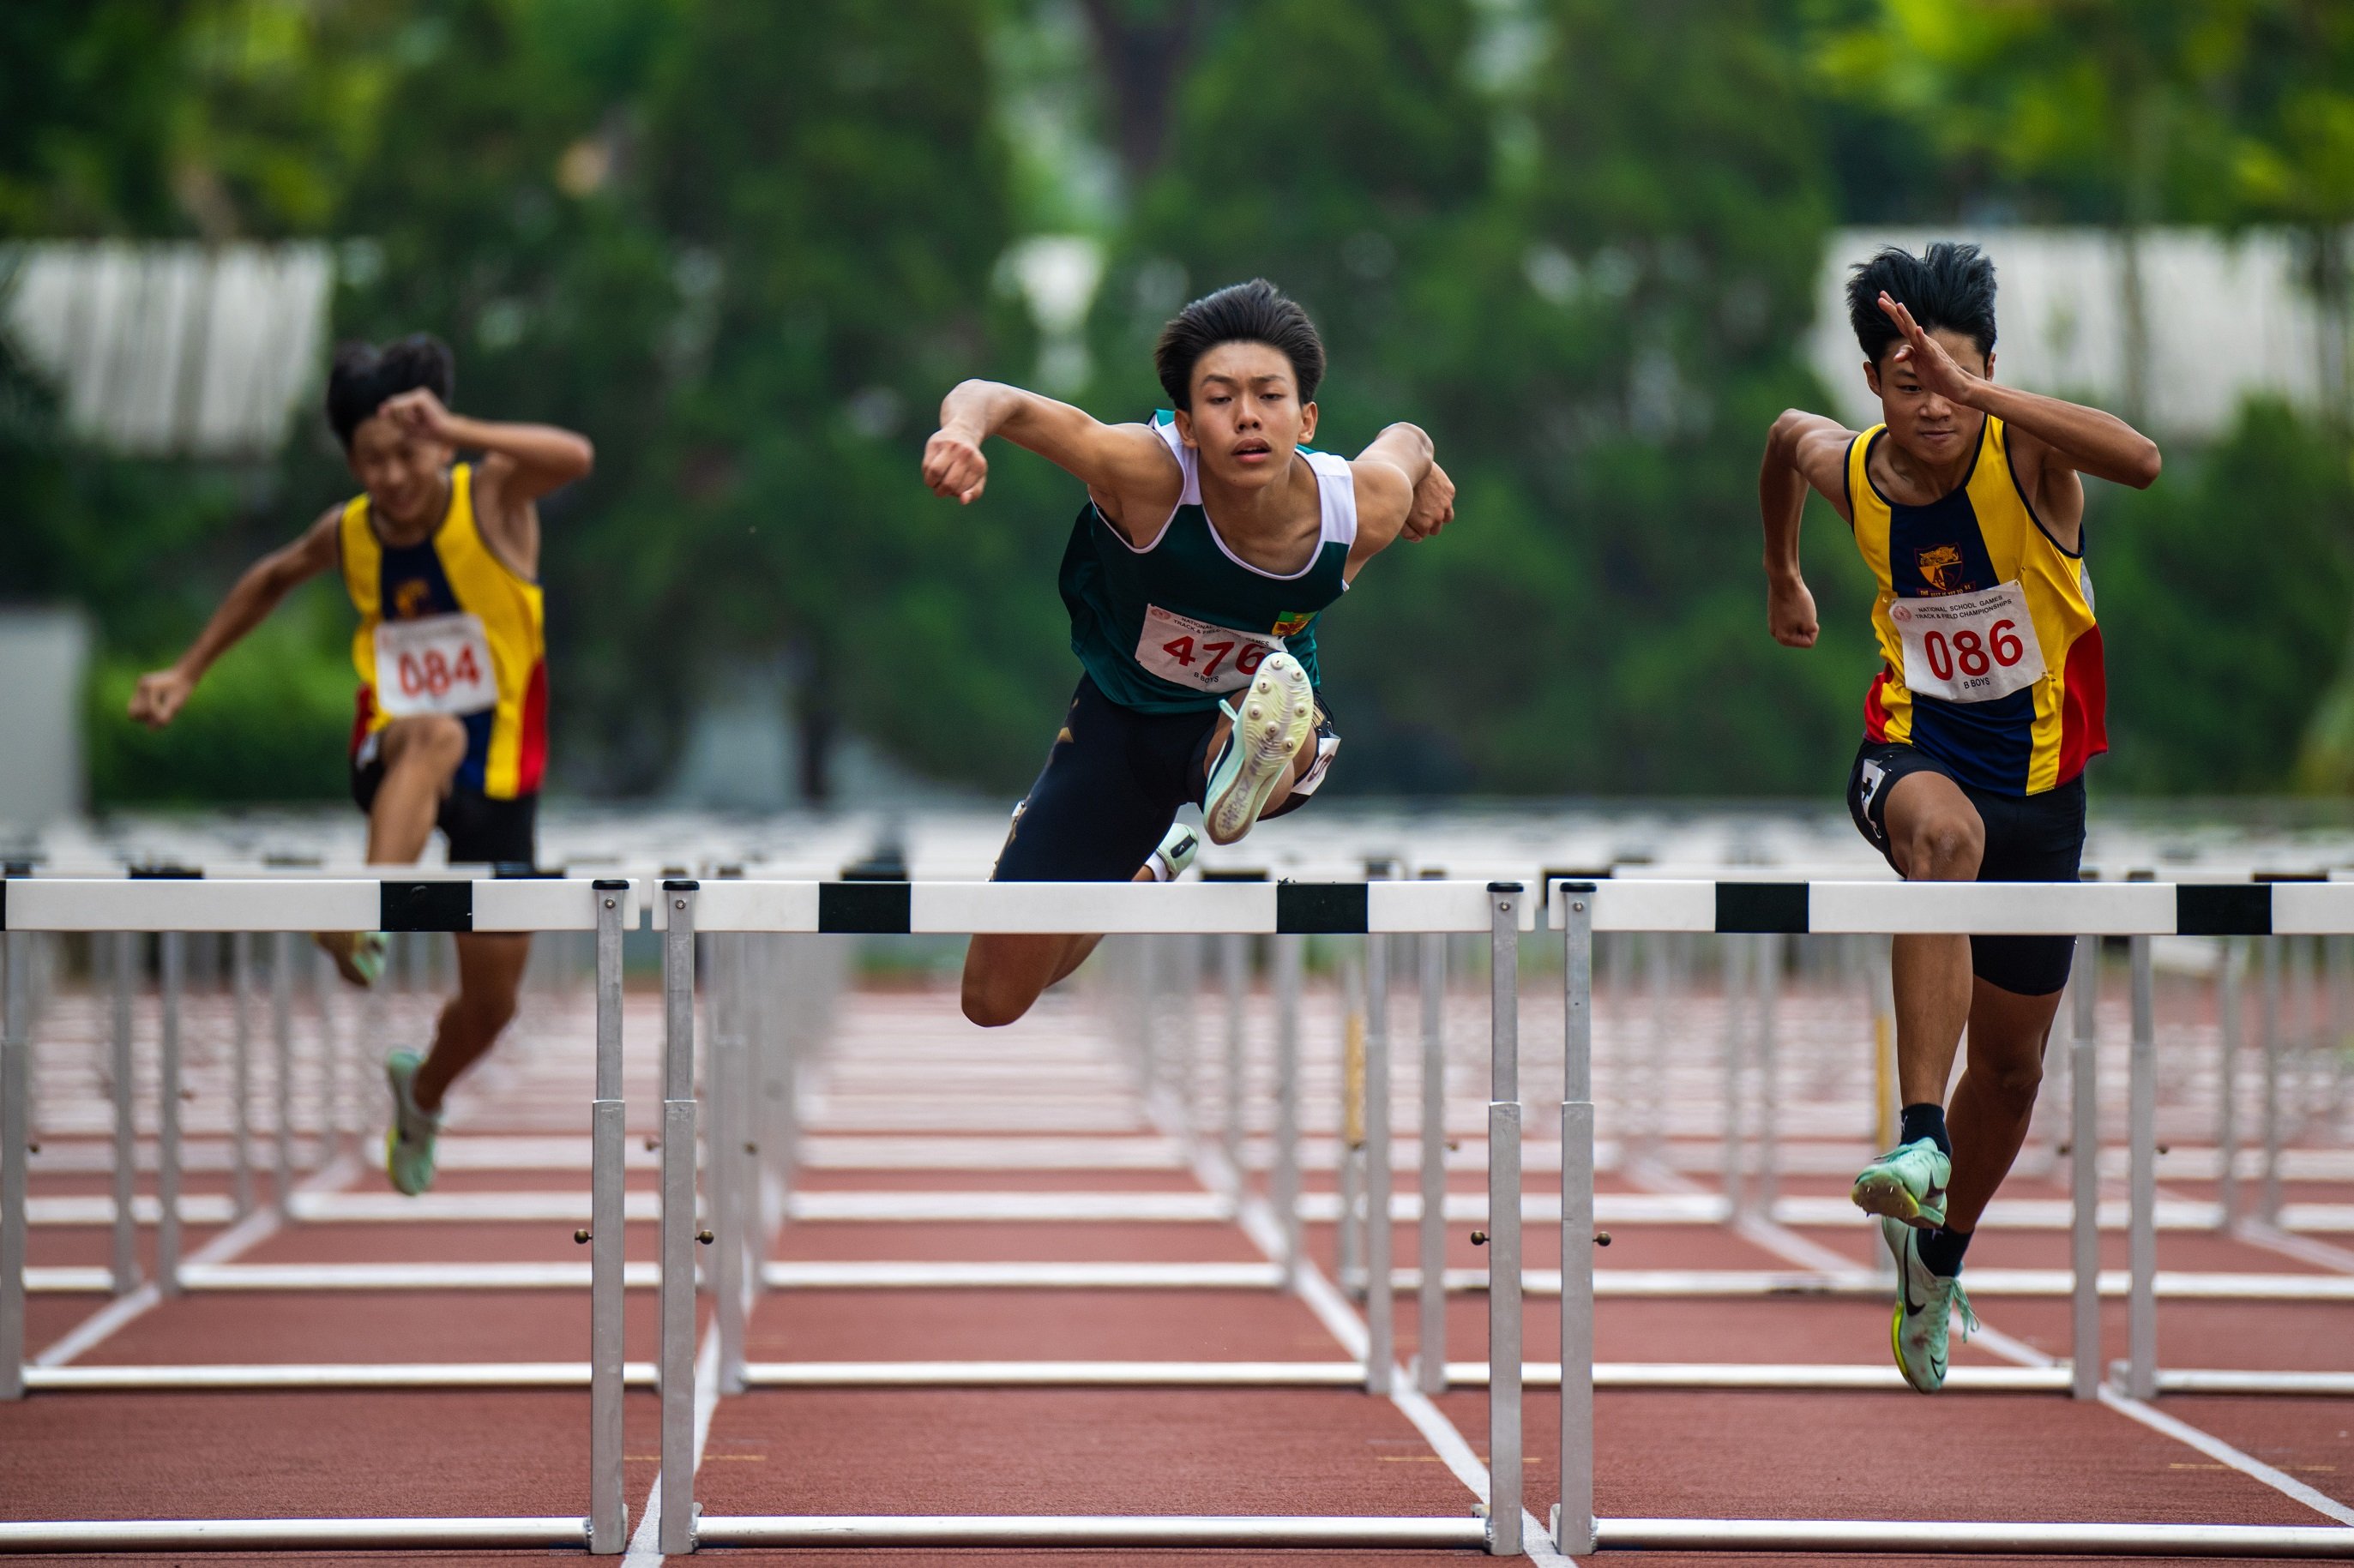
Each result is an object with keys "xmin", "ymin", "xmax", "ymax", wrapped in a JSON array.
[
  {"xmin": 1889, "ymin": 581, "xmax": 2044, "ymax": 705},
  {"xmin": 373, "ymin": 612, "xmax": 497, "ymax": 718},
  {"xmin": 1135, "ymin": 604, "xmax": 1283, "ymax": 694}
]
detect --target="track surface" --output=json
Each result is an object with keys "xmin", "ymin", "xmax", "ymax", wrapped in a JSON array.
[{"xmin": 4, "ymin": 949, "xmax": 2352, "ymax": 1564}]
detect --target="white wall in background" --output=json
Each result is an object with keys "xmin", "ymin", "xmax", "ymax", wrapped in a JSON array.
[
  {"xmin": 1, "ymin": 242, "xmax": 334, "ymax": 459},
  {"xmin": 1809, "ymin": 226, "xmax": 2348, "ymax": 441},
  {"xmin": 0, "ymin": 609, "xmax": 93, "ymax": 832}
]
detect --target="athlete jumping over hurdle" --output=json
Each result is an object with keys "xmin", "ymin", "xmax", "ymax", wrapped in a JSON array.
[
  {"xmin": 921, "ymin": 279, "xmax": 1456, "ymax": 1028},
  {"xmin": 1756, "ymin": 243, "xmax": 2161, "ymax": 1391},
  {"xmin": 128, "ymin": 334, "xmax": 593, "ymax": 1196}
]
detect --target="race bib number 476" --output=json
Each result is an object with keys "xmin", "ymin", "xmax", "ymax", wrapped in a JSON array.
[
  {"xmin": 1135, "ymin": 604, "xmax": 1283, "ymax": 694},
  {"xmin": 1889, "ymin": 580, "xmax": 2044, "ymax": 705},
  {"xmin": 373, "ymin": 612, "xmax": 498, "ymax": 718}
]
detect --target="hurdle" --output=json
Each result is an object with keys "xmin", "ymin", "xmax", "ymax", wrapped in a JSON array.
[
  {"xmin": 1543, "ymin": 874, "xmax": 2354, "ymax": 1557},
  {"xmin": 9, "ymin": 868, "xmax": 2354, "ymax": 1556},
  {"xmin": 651, "ymin": 874, "xmax": 1538, "ymax": 1554},
  {"xmin": 0, "ymin": 873, "xmax": 639, "ymax": 1553}
]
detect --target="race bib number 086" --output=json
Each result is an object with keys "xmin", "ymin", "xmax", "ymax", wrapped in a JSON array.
[
  {"xmin": 374, "ymin": 612, "xmax": 498, "ymax": 718},
  {"xmin": 1889, "ymin": 580, "xmax": 2044, "ymax": 705},
  {"xmin": 1135, "ymin": 604, "xmax": 1283, "ymax": 694}
]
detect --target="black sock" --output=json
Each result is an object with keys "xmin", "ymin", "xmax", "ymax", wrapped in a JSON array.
[
  {"xmin": 1916, "ymin": 1225, "xmax": 1971, "ymax": 1277},
  {"xmin": 1898, "ymin": 1102, "xmax": 1950, "ymax": 1157}
]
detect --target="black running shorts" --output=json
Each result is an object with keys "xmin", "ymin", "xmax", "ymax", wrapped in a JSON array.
[
  {"xmin": 990, "ymin": 674, "xmax": 1337, "ymax": 882},
  {"xmin": 1846, "ymin": 739, "xmax": 2086, "ymax": 997},
  {"xmin": 352, "ymin": 758, "xmax": 539, "ymax": 872}
]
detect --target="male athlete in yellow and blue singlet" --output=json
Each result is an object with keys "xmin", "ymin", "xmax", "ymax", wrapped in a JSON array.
[
  {"xmin": 1757, "ymin": 244, "xmax": 2162, "ymax": 1391},
  {"xmin": 129, "ymin": 335, "xmax": 593, "ymax": 1195}
]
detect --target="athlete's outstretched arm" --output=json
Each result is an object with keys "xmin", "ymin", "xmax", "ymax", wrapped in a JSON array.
[
  {"xmin": 923, "ymin": 381, "xmax": 1177, "ymax": 536},
  {"xmin": 1759, "ymin": 409, "xmax": 1857, "ymax": 650},
  {"xmin": 1877, "ymin": 294, "xmax": 2160, "ymax": 490},
  {"xmin": 1344, "ymin": 423, "xmax": 1447, "ymax": 578},
  {"xmin": 128, "ymin": 510, "xmax": 341, "ymax": 729},
  {"xmin": 379, "ymin": 387, "xmax": 596, "ymax": 504}
]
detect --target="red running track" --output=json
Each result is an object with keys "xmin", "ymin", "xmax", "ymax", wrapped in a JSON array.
[{"xmin": 3, "ymin": 975, "xmax": 2351, "ymax": 1564}]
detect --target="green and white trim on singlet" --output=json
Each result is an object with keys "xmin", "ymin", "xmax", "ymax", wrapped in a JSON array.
[{"xmin": 1057, "ymin": 410, "xmax": 1358, "ymax": 715}]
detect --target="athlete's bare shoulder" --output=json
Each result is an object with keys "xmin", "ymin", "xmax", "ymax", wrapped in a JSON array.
[{"xmin": 1766, "ymin": 408, "xmax": 1860, "ymax": 524}]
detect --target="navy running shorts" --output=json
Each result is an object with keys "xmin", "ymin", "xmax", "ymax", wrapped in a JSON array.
[
  {"xmin": 1846, "ymin": 738, "xmax": 2085, "ymax": 997},
  {"xmin": 990, "ymin": 674, "xmax": 1337, "ymax": 882}
]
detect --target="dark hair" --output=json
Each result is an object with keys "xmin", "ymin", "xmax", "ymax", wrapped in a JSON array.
[
  {"xmin": 1847, "ymin": 243, "xmax": 1996, "ymax": 366},
  {"xmin": 1153, "ymin": 279, "xmax": 1326, "ymax": 408},
  {"xmin": 326, "ymin": 333, "xmax": 455, "ymax": 447}
]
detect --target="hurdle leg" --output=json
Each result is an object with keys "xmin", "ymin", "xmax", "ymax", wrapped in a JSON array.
[
  {"xmin": 711, "ymin": 936, "xmax": 747, "ymax": 1396},
  {"xmin": 1756, "ymin": 932, "xmax": 1780, "ymax": 1217},
  {"xmin": 1719, "ymin": 934, "xmax": 1746, "ymax": 1221},
  {"xmin": 231, "ymin": 932, "xmax": 254, "ymax": 1219},
  {"xmin": 589, "ymin": 882, "xmax": 629, "ymax": 1553},
  {"xmin": 158, "ymin": 932, "xmax": 184, "ymax": 1295},
  {"xmin": 1273, "ymin": 933, "xmax": 1303, "ymax": 1287},
  {"xmin": 659, "ymin": 881, "xmax": 701, "ymax": 1554},
  {"xmin": 2, "ymin": 930, "xmax": 28, "ymax": 1399},
  {"xmin": 1418, "ymin": 922, "xmax": 1447, "ymax": 1395},
  {"xmin": 1338, "ymin": 954, "xmax": 1364, "ymax": 1299},
  {"xmin": 1644, "ymin": 934, "xmax": 1670, "ymax": 1170},
  {"xmin": 2261, "ymin": 936, "xmax": 2283, "ymax": 1225},
  {"xmin": 1220, "ymin": 933, "xmax": 1246, "ymax": 1192},
  {"xmin": 313, "ymin": 942, "xmax": 340, "ymax": 1163},
  {"xmin": 1556, "ymin": 886, "xmax": 1597, "ymax": 1557},
  {"xmin": 1484, "ymin": 883, "xmax": 1522, "ymax": 1557},
  {"xmin": 2217, "ymin": 938, "xmax": 2243, "ymax": 1229},
  {"xmin": 273, "ymin": 932, "xmax": 294, "ymax": 1211},
  {"xmin": 2126, "ymin": 933, "xmax": 2158, "ymax": 1399},
  {"xmin": 1364, "ymin": 934, "xmax": 1392, "ymax": 1393},
  {"xmin": 110, "ymin": 931, "xmax": 139, "ymax": 1294},
  {"xmin": 2068, "ymin": 933, "xmax": 2100, "ymax": 1400}
]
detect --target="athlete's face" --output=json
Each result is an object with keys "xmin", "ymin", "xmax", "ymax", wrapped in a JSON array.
[
  {"xmin": 1175, "ymin": 341, "xmax": 1317, "ymax": 491},
  {"xmin": 346, "ymin": 412, "xmax": 454, "ymax": 528},
  {"xmin": 1865, "ymin": 327, "xmax": 1991, "ymax": 470}
]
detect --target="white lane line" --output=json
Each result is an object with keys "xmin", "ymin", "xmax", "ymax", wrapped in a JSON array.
[
  {"xmin": 623, "ymin": 1326, "xmax": 722, "ymax": 1565},
  {"xmin": 2231, "ymin": 1217, "xmax": 2354, "ymax": 1274},
  {"xmin": 1702, "ymin": 1170, "xmax": 2354, "ymax": 1528},
  {"xmin": 33, "ymin": 1154, "xmax": 358, "ymax": 1368},
  {"xmin": 2098, "ymin": 1388, "xmax": 2354, "ymax": 1526}
]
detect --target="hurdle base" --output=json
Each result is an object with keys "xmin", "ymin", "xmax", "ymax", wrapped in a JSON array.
[
  {"xmin": 0, "ymin": 1517, "xmax": 591, "ymax": 1552},
  {"xmin": 692, "ymin": 1514, "xmax": 1489, "ymax": 1547},
  {"xmin": 1599, "ymin": 1518, "xmax": 2354, "ymax": 1556}
]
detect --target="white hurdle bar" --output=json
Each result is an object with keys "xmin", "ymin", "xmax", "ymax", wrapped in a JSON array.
[{"xmin": 0, "ymin": 874, "xmax": 639, "ymax": 1554}]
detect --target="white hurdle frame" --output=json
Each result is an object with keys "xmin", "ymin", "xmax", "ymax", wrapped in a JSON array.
[
  {"xmin": 648, "ymin": 876, "xmax": 1536, "ymax": 1555},
  {"xmin": 1548, "ymin": 874, "xmax": 2354, "ymax": 1558},
  {"xmin": 0, "ymin": 874, "xmax": 640, "ymax": 1554},
  {"xmin": 9, "ymin": 872, "xmax": 2354, "ymax": 1557}
]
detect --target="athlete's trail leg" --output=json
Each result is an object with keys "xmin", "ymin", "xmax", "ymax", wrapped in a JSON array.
[
  {"xmin": 962, "ymin": 868, "xmax": 1154, "ymax": 1028},
  {"xmin": 1941, "ymin": 982, "xmax": 2061, "ymax": 1233},
  {"xmin": 366, "ymin": 715, "xmax": 467, "ymax": 862},
  {"xmin": 412, "ymin": 932, "xmax": 530, "ymax": 1114},
  {"xmin": 1881, "ymin": 770, "xmax": 1984, "ymax": 1106},
  {"xmin": 320, "ymin": 715, "xmax": 473, "ymax": 986}
]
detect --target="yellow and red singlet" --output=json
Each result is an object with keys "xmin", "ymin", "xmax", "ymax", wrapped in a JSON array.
[
  {"xmin": 339, "ymin": 464, "xmax": 548, "ymax": 799},
  {"xmin": 1847, "ymin": 415, "xmax": 2104, "ymax": 796}
]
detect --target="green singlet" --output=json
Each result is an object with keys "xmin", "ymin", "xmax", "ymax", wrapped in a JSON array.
[{"xmin": 1057, "ymin": 411, "xmax": 1358, "ymax": 714}]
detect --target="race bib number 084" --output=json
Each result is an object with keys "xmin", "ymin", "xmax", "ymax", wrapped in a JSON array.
[
  {"xmin": 1889, "ymin": 580, "xmax": 2044, "ymax": 705},
  {"xmin": 373, "ymin": 612, "xmax": 498, "ymax": 718},
  {"xmin": 1135, "ymin": 604, "xmax": 1283, "ymax": 694}
]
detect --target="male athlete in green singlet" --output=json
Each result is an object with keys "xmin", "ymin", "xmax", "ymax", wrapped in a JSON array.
[{"xmin": 921, "ymin": 279, "xmax": 1456, "ymax": 1028}]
